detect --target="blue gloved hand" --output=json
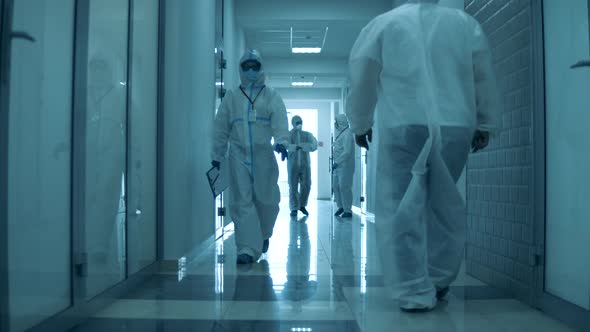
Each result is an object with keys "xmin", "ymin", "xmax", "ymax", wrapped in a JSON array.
[
  {"xmin": 275, "ymin": 144, "xmax": 288, "ymax": 161},
  {"xmin": 355, "ymin": 128, "xmax": 373, "ymax": 150},
  {"xmin": 333, "ymin": 163, "xmax": 338, "ymax": 170},
  {"xmin": 211, "ymin": 160, "xmax": 220, "ymax": 169}
]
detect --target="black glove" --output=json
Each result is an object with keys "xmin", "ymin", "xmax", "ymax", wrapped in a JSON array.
[
  {"xmin": 355, "ymin": 128, "xmax": 373, "ymax": 150},
  {"xmin": 275, "ymin": 144, "xmax": 288, "ymax": 161},
  {"xmin": 471, "ymin": 130, "xmax": 490, "ymax": 153},
  {"xmin": 333, "ymin": 163, "xmax": 338, "ymax": 170},
  {"xmin": 211, "ymin": 160, "xmax": 220, "ymax": 169}
]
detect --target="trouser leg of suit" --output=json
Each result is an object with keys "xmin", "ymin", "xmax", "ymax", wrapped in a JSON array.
[
  {"xmin": 289, "ymin": 166, "xmax": 302, "ymax": 211},
  {"xmin": 299, "ymin": 165, "xmax": 312, "ymax": 208},
  {"xmin": 376, "ymin": 125, "xmax": 471, "ymax": 308},
  {"xmin": 375, "ymin": 126, "xmax": 434, "ymax": 309},
  {"xmin": 427, "ymin": 127, "xmax": 471, "ymax": 289},
  {"xmin": 253, "ymin": 153, "xmax": 281, "ymax": 241},
  {"xmin": 337, "ymin": 165, "xmax": 354, "ymax": 213},
  {"xmin": 333, "ymin": 171, "xmax": 343, "ymax": 209},
  {"xmin": 228, "ymin": 159, "xmax": 263, "ymax": 258}
]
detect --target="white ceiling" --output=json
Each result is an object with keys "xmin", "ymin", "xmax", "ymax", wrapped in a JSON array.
[{"xmin": 235, "ymin": 0, "xmax": 392, "ymax": 89}]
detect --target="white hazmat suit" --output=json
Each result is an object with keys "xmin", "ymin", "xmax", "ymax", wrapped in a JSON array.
[
  {"xmin": 332, "ymin": 114, "xmax": 356, "ymax": 215},
  {"xmin": 212, "ymin": 50, "xmax": 289, "ymax": 260},
  {"xmin": 346, "ymin": 0, "xmax": 501, "ymax": 310},
  {"xmin": 287, "ymin": 116, "xmax": 318, "ymax": 214}
]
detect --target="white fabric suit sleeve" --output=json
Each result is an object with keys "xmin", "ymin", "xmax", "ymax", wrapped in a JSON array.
[
  {"xmin": 471, "ymin": 19, "xmax": 502, "ymax": 134},
  {"xmin": 270, "ymin": 91, "xmax": 289, "ymax": 147},
  {"xmin": 334, "ymin": 132, "xmax": 354, "ymax": 165},
  {"xmin": 212, "ymin": 91, "xmax": 232, "ymax": 162},
  {"xmin": 301, "ymin": 133, "xmax": 318, "ymax": 152},
  {"xmin": 346, "ymin": 20, "xmax": 383, "ymax": 136}
]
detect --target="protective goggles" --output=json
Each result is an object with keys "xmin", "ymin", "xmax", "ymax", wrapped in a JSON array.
[{"xmin": 241, "ymin": 60, "xmax": 261, "ymax": 72}]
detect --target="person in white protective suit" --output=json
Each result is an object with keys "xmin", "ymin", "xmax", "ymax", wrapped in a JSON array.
[
  {"xmin": 212, "ymin": 49, "xmax": 289, "ymax": 265},
  {"xmin": 332, "ymin": 114, "xmax": 356, "ymax": 218},
  {"xmin": 346, "ymin": 0, "xmax": 501, "ymax": 311},
  {"xmin": 287, "ymin": 115, "xmax": 318, "ymax": 217}
]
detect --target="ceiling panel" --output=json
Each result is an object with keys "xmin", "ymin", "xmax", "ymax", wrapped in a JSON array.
[{"xmin": 236, "ymin": 0, "xmax": 391, "ymax": 88}]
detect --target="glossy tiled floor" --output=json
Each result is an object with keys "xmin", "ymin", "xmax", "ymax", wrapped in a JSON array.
[{"xmin": 71, "ymin": 200, "xmax": 575, "ymax": 332}]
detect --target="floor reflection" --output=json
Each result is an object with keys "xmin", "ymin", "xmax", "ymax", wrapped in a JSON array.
[
  {"xmin": 221, "ymin": 260, "xmax": 280, "ymax": 331},
  {"xmin": 283, "ymin": 217, "xmax": 318, "ymax": 309},
  {"xmin": 69, "ymin": 200, "xmax": 574, "ymax": 332},
  {"xmin": 331, "ymin": 218, "xmax": 354, "ymax": 301}
]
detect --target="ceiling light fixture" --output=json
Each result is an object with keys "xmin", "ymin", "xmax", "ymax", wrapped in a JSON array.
[
  {"xmin": 291, "ymin": 82, "xmax": 314, "ymax": 87},
  {"xmin": 292, "ymin": 47, "xmax": 322, "ymax": 54}
]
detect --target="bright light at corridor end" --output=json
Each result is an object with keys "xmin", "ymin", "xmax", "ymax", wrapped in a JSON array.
[
  {"xmin": 292, "ymin": 47, "xmax": 322, "ymax": 54},
  {"xmin": 291, "ymin": 82, "xmax": 314, "ymax": 87}
]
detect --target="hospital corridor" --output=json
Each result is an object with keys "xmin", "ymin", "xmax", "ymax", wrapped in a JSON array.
[{"xmin": 1, "ymin": 0, "xmax": 589, "ymax": 331}]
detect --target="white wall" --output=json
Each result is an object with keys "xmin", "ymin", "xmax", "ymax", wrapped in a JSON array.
[
  {"xmin": 223, "ymin": 0, "xmax": 245, "ymax": 90},
  {"xmin": 276, "ymin": 88, "xmax": 342, "ymax": 101},
  {"xmin": 162, "ymin": 0, "xmax": 216, "ymax": 260},
  {"xmin": 265, "ymin": 58, "xmax": 348, "ymax": 76},
  {"xmin": 221, "ymin": 0, "xmax": 246, "ymax": 227}
]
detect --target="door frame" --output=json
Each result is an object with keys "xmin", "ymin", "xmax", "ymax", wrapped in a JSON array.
[
  {"xmin": 71, "ymin": 0, "xmax": 90, "ymax": 306},
  {"xmin": 533, "ymin": 0, "xmax": 590, "ymax": 330},
  {"xmin": 0, "ymin": 0, "xmax": 12, "ymax": 329}
]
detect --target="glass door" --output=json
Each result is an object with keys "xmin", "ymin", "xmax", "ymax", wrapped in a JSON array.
[
  {"xmin": 2, "ymin": 0, "xmax": 161, "ymax": 329},
  {"xmin": 81, "ymin": 0, "xmax": 160, "ymax": 297},
  {"xmin": 126, "ymin": 0, "xmax": 159, "ymax": 276},
  {"xmin": 544, "ymin": 0, "xmax": 590, "ymax": 310},
  {"xmin": 4, "ymin": 1, "xmax": 76, "ymax": 330},
  {"xmin": 83, "ymin": 0, "xmax": 130, "ymax": 300}
]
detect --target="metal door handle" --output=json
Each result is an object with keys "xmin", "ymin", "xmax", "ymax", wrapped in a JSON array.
[
  {"xmin": 571, "ymin": 60, "xmax": 590, "ymax": 69},
  {"xmin": 135, "ymin": 209, "xmax": 142, "ymax": 216},
  {"xmin": 11, "ymin": 31, "xmax": 35, "ymax": 43}
]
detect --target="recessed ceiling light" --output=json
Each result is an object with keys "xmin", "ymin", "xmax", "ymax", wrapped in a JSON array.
[
  {"xmin": 291, "ymin": 82, "xmax": 314, "ymax": 87},
  {"xmin": 292, "ymin": 47, "xmax": 322, "ymax": 54}
]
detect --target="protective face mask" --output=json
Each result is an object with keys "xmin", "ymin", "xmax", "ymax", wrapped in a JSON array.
[
  {"xmin": 295, "ymin": 124, "xmax": 302, "ymax": 130},
  {"xmin": 244, "ymin": 69, "xmax": 260, "ymax": 82}
]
